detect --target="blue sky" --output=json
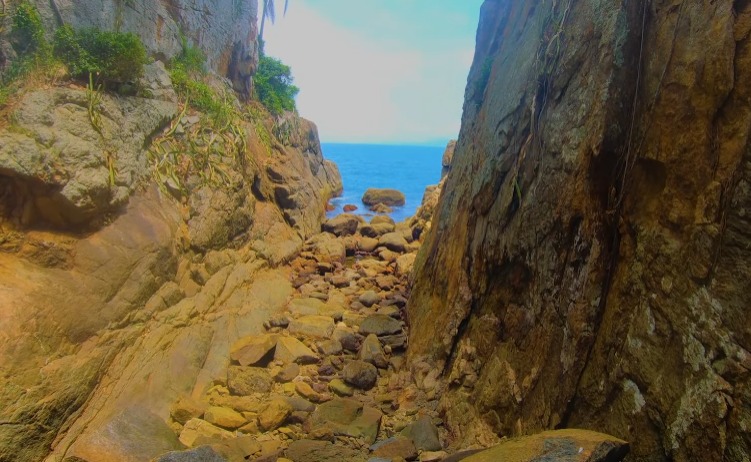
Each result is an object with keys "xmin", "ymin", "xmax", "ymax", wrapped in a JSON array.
[{"xmin": 263, "ymin": 1, "xmax": 484, "ymax": 145}]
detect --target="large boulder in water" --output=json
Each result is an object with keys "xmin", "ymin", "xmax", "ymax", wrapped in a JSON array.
[{"xmin": 362, "ymin": 188, "xmax": 405, "ymax": 207}]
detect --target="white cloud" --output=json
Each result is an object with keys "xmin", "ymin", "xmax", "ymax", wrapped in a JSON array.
[{"xmin": 263, "ymin": 3, "xmax": 474, "ymax": 143}]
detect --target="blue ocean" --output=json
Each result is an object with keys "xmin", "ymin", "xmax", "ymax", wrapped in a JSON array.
[{"xmin": 322, "ymin": 143, "xmax": 445, "ymax": 223}]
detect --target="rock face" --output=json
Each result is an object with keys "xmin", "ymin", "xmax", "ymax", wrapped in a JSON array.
[
  {"xmin": 26, "ymin": 0, "xmax": 259, "ymax": 97},
  {"xmin": 408, "ymin": 1, "xmax": 751, "ymax": 460},
  {"xmin": 441, "ymin": 139, "xmax": 456, "ymax": 178}
]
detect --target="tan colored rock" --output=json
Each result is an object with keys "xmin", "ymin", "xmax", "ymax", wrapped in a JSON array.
[
  {"xmin": 371, "ymin": 436, "xmax": 417, "ymax": 460},
  {"xmin": 274, "ymin": 336, "xmax": 319, "ymax": 364},
  {"xmin": 359, "ymin": 334, "xmax": 388, "ymax": 369},
  {"xmin": 170, "ymin": 397, "xmax": 208, "ymax": 425},
  {"xmin": 204, "ymin": 406, "xmax": 247, "ymax": 430},
  {"xmin": 179, "ymin": 418, "xmax": 234, "ymax": 447},
  {"xmin": 288, "ymin": 315, "xmax": 335, "ymax": 339},
  {"xmin": 295, "ymin": 381, "xmax": 326, "ymax": 403},
  {"xmin": 258, "ymin": 398, "xmax": 293, "ymax": 431},
  {"xmin": 395, "ymin": 253, "xmax": 417, "ymax": 276},
  {"xmin": 362, "ymin": 188, "xmax": 406, "ymax": 207},
  {"xmin": 230, "ymin": 334, "xmax": 276, "ymax": 366}
]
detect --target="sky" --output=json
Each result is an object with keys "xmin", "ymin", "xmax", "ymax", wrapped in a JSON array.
[{"xmin": 262, "ymin": 0, "xmax": 484, "ymax": 145}]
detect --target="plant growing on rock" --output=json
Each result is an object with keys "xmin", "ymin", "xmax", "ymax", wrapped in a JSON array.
[{"xmin": 254, "ymin": 52, "xmax": 299, "ymax": 116}]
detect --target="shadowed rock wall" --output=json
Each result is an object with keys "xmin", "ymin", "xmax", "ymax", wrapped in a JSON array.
[{"xmin": 408, "ymin": 1, "xmax": 751, "ymax": 460}]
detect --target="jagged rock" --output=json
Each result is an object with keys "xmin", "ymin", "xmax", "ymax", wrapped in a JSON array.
[
  {"xmin": 369, "ymin": 203, "xmax": 393, "ymax": 214},
  {"xmin": 288, "ymin": 315, "xmax": 335, "ymax": 339},
  {"xmin": 274, "ymin": 336, "xmax": 319, "ymax": 365},
  {"xmin": 179, "ymin": 419, "xmax": 234, "ymax": 447},
  {"xmin": 360, "ymin": 334, "xmax": 389, "ymax": 369},
  {"xmin": 154, "ymin": 445, "xmax": 229, "ymax": 462},
  {"xmin": 343, "ymin": 360, "xmax": 378, "ymax": 390},
  {"xmin": 461, "ymin": 430, "xmax": 628, "ymax": 462},
  {"xmin": 307, "ymin": 233, "xmax": 346, "ymax": 264},
  {"xmin": 230, "ymin": 334, "xmax": 276, "ymax": 366},
  {"xmin": 322, "ymin": 213, "xmax": 362, "ymax": 237},
  {"xmin": 359, "ymin": 290, "xmax": 380, "ymax": 307},
  {"xmin": 362, "ymin": 188, "xmax": 405, "ymax": 207},
  {"xmin": 395, "ymin": 254, "xmax": 416, "ymax": 276},
  {"xmin": 378, "ymin": 233, "xmax": 409, "ymax": 253},
  {"xmin": 204, "ymin": 406, "xmax": 247, "ymax": 429},
  {"xmin": 273, "ymin": 363, "xmax": 300, "ymax": 382},
  {"xmin": 258, "ymin": 398, "xmax": 293, "ymax": 431},
  {"xmin": 441, "ymin": 140, "xmax": 456, "ymax": 178},
  {"xmin": 171, "ymin": 397, "xmax": 208, "ymax": 425},
  {"xmin": 370, "ymin": 437, "xmax": 417, "ymax": 461},
  {"xmin": 285, "ymin": 439, "xmax": 367, "ymax": 462},
  {"xmin": 227, "ymin": 366, "xmax": 273, "ymax": 395},
  {"xmin": 359, "ymin": 314, "xmax": 402, "ymax": 336},
  {"xmin": 401, "ymin": 415, "xmax": 441, "ymax": 451}
]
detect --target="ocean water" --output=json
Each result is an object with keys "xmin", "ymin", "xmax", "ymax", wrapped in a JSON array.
[{"xmin": 322, "ymin": 143, "xmax": 445, "ymax": 223}]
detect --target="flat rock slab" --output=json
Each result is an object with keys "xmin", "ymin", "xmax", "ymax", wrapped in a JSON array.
[
  {"xmin": 462, "ymin": 429, "xmax": 629, "ymax": 462},
  {"xmin": 288, "ymin": 315, "xmax": 335, "ymax": 338},
  {"xmin": 370, "ymin": 436, "xmax": 417, "ymax": 460},
  {"xmin": 359, "ymin": 314, "xmax": 403, "ymax": 336},
  {"xmin": 401, "ymin": 415, "xmax": 441, "ymax": 451},
  {"xmin": 230, "ymin": 334, "xmax": 276, "ymax": 366},
  {"xmin": 285, "ymin": 439, "xmax": 367, "ymax": 462},
  {"xmin": 179, "ymin": 418, "xmax": 234, "ymax": 447},
  {"xmin": 274, "ymin": 336, "xmax": 319, "ymax": 364},
  {"xmin": 310, "ymin": 398, "xmax": 383, "ymax": 444},
  {"xmin": 155, "ymin": 445, "xmax": 229, "ymax": 461}
]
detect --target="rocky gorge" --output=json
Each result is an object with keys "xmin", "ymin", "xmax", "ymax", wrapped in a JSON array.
[{"xmin": 1, "ymin": 0, "xmax": 749, "ymax": 461}]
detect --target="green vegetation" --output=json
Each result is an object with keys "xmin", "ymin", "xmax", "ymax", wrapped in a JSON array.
[
  {"xmin": 53, "ymin": 25, "xmax": 148, "ymax": 84},
  {"xmin": 254, "ymin": 52, "xmax": 299, "ymax": 116},
  {"xmin": 11, "ymin": 1, "xmax": 49, "ymax": 56}
]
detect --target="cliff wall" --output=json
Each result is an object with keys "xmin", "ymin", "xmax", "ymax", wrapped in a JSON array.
[{"xmin": 408, "ymin": 1, "xmax": 751, "ymax": 460}]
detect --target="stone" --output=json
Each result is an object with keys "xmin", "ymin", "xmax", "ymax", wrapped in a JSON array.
[
  {"xmin": 274, "ymin": 336, "xmax": 319, "ymax": 364},
  {"xmin": 362, "ymin": 188, "xmax": 406, "ymax": 207},
  {"xmin": 343, "ymin": 360, "xmax": 379, "ymax": 390},
  {"xmin": 229, "ymin": 334, "xmax": 276, "ymax": 366},
  {"xmin": 317, "ymin": 338, "xmax": 344, "ymax": 356},
  {"xmin": 370, "ymin": 437, "xmax": 417, "ymax": 460},
  {"xmin": 461, "ymin": 430, "xmax": 629, "ymax": 462},
  {"xmin": 288, "ymin": 297, "xmax": 326, "ymax": 316},
  {"xmin": 285, "ymin": 439, "xmax": 368, "ymax": 462},
  {"xmin": 170, "ymin": 397, "xmax": 208, "ymax": 425},
  {"xmin": 284, "ymin": 395, "xmax": 317, "ymax": 412},
  {"xmin": 371, "ymin": 216, "xmax": 396, "ymax": 226},
  {"xmin": 359, "ymin": 237, "xmax": 380, "ymax": 252},
  {"xmin": 333, "ymin": 326, "xmax": 361, "ymax": 351},
  {"xmin": 344, "ymin": 204, "xmax": 359, "ymax": 212},
  {"xmin": 360, "ymin": 334, "xmax": 389, "ymax": 369},
  {"xmin": 401, "ymin": 415, "xmax": 441, "ymax": 451},
  {"xmin": 359, "ymin": 315, "xmax": 403, "ymax": 336},
  {"xmin": 359, "ymin": 290, "xmax": 380, "ymax": 307},
  {"xmin": 203, "ymin": 406, "xmax": 247, "ymax": 429},
  {"xmin": 328, "ymin": 379, "xmax": 354, "ymax": 397},
  {"xmin": 179, "ymin": 419, "xmax": 234, "ymax": 447},
  {"xmin": 155, "ymin": 445, "xmax": 229, "ymax": 462},
  {"xmin": 289, "ymin": 315, "xmax": 335, "ymax": 339},
  {"xmin": 322, "ymin": 214, "xmax": 362, "ymax": 237},
  {"xmin": 420, "ymin": 451, "xmax": 449, "ymax": 462},
  {"xmin": 273, "ymin": 363, "xmax": 301, "ymax": 382},
  {"xmin": 378, "ymin": 233, "xmax": 409, "ymax": 253},
  {"xmin": 227, "ymin": 366, "xmax": 273, "ymax": 395},
  {"xmin": 310, "ymin": 399, "xmax": 383, "ymax": 444},
  {"xmin": 295, "ymin": 381, "xmax": 325, "ymax": 403},
  {"xmin": 369, "ymin": 203, "xmax": 393, "ymax": 214},
  {"xmin": 258, "ymin": 398, "xmax": 293, "ymax": 431},
  {"xmin": 395, "ymin": 254, "xmax": 417, "ymax": 276}
]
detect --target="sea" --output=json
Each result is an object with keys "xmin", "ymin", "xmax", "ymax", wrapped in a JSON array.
[{"xmin": 322, "ymin": 143, "xmax": 445, "ymax": 223}]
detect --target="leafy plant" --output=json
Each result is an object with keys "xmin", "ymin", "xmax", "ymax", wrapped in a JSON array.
[
  {"xmin": 254, "ymin": 54, "xmax": 298, "ymax": 116},
  {"xmin": 11, "ymin": 1, "xmax": 48, "ymax": 56},
  {"xmin": 53, "ymin": 25, "xmax": 148, "ymax": 84}
]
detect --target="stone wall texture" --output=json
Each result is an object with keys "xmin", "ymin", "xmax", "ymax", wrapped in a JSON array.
[{"xmin": 408, "ymin": 1, "xmax": 751, "ymax": 460}]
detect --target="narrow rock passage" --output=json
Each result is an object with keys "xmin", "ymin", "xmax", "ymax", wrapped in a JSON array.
[{"xmin": 162, "ymin": 214, "xmax": 450, "ymax": 462}]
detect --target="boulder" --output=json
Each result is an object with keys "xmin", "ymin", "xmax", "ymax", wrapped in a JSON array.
[
  {"xmin": 358, "ymin": 237, "xmax": 380, "ymax": 252},
  {"xmin": 309, "ymin": 398, "xmax": 383, "ymax": 444},
  {"xmin": 170, "ymin": 397, "xmax": 208, "ymax": 425},
  {"xmin": 359, "ymin": 314, "xmax": 403, "ymax": 336},
  {"xmin": 362, "ymin": 188, "xmax": 406, "ymax": 207},
  {"xmin": 461, "ymin": 429, "xmax": 629, "ymax": 462},
  {"xmin": 378, "ymin": 232, "xmax": 408, "ymax": 253},
  {"xmin": 401, "ymin": 415, "xmax": 441, "ymax": 451},
  {"xmin": 230, "ymin": 334, "xmax": 276, "ymax": 366},
  {"xmin": 370, "ymin": 437, "xmax": 417, "ymax": 461},
  {"xmin": 258, "ymin": 398, "xmax": 293, "ymax": 431},
  {"xmin": 342, "ymin": 360, "xmax": 378, "ymax": 390},
  {"xmin": 179, "ymin": 419, "xmax": 234, "ymax": 447},
  {"xmin": 154, "ymin": 445, "xmax": 229, "ymax": 462},
  {"xmin": 274, "ymin": 336, "xmax": 319, "ymax": 364},
  {"xmin": 359, "ymin": 334, "xmax": 388, "ymax": 369},
  {"xmin": 322, "ymin": 214, "xmax": 362, "ymax": 236},
  {"xmin": 369, "ymin": 203, "xmax": 393, "ymax": 214},
  {"xmin": 203, "ymin": 406, "xmax": 247, "ymax": 430},
  {"xmin": 227, "ymin": 367, "xmax": 273, "ymax": 395},
  {"xmin": 328, "ymin": 379, "xmax": 354, "ymax": 397},
  {"xmin": 288, "ymin": 315, "xmax": 335, "ymax": 339}
]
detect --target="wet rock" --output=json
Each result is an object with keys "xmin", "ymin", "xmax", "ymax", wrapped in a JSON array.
[
  {"xmin": 275, "ymin": 336, "xmax": 319, "ymax": 364},
  {"xmin": 359, "ymin": 290, "xmax": 380, "ymax": 307},
  {"xmin": 461, "ymin": 429, "xmax": 629, "ymax": 462},
  {"xmin": 344, "ymin": 204, "xmax": 359, "ymax": 212},
  {"xmin": 359, "ymin": 314, "xmax": 402, "ymax": 336},
  {"xmin": 203, "ymin": 406, "xmax": 247, "ymax": 430},
  {"xmin": 369, "ymin": 203, "xmax": 394, "ymax": 214},
  {"xmin": 322, "ymin": 214, "xmax": 361, "ymax": 237},
  {"xmin": 288, "ymin": 315, "xmax": 335, "ymax": 339},
  {"xmin": 343, "ymin": 360, "xmax": 379, "ymax": 390},
  {"xmin": 362, "ymin": 188, "xmax": 406, "ymax": 207},
  {"xmin": 171, "ymin": 397, "xmax": 208, "ymax": 425},
  {"xmin": 230, "ymin": 334, "xmax": 276, "ymax": 366},
  {"xmin": 360, "ymin": 334, "xmax": 389, "ymax": 369},
  {"xmin": 401, "ymin": 415, "xmax": 441, "ymax": 451},
  {"xmin": 179, "ymin": 419, "xmax": 234, "ymax": 447},
  {"xmin": 370, "ymin": 437, "xmax": 417, "ymax": 460},
  {"xmin": 258, "ymin": 398, "xmax": 293, "ymax": 431},
  {"xmin": 328, "ymin": 378, "xmax": 355, "ymax": 397},
  {"xmin": 154, "ymin": 445, "xmax": 229, "ymax": 462},
  {"xmin": 227, "ymin": 366, "xmax": 273, "ymax": 395}
]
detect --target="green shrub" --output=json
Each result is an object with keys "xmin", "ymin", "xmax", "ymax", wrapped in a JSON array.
[
  {"xmin": 11, "ymin": 1, "xmax": 48, "ymax": 56},
  {"xmin": 53, "ymin": 25, "xmax": 148, "ymax": 84},
  {"xmin": 254, "ymin": 54, "xmax": 298, "ymax": 115}
]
